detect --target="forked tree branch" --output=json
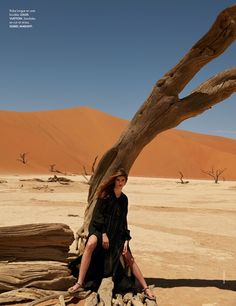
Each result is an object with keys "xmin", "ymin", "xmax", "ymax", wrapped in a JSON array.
[{"xmin": 78, "ymin": 5, "xmax": 236, "ymax": 249}]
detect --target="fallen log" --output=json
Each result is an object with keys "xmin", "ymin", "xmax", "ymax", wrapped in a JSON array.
[
  {"xmin": 0, "ymin": 288, "xmax": 62, "ymax": 305},
  {"xmin": 0, "ymin": 287, "xmax": 91, "ymax": 306},
  {"xmin": 0, "ymin": 223, "xmax": 74, "ymax": 262},
  {"xmin": 0, "ymin": 261, "xmax": 75, "ymax": 293}
]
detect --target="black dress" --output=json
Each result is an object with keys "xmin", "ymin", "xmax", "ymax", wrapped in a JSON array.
[{"xmin": 68, "ymin": 191, "xmax": 136, "ymax": 293}]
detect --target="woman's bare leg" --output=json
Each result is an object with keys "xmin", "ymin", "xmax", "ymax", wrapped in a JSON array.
[
  {"xmin": 123, "ymin": 251, "xmax": 155, "ymax": 299},
  {"xmin": 77, "ymin": 235, "xmax": 97, "ymax": 284},
  {"xmin": 68, "ymin": 235, "xmax": 97, "ymax": 292}
]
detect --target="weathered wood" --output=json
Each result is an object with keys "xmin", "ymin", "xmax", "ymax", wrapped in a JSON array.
[
  {"xmin": 27, "ymin": 292, "xmax": 76, "ymax": 306},
  {"xmin": 48, "ymin": 175, "xmax": 73, "ymax": 183},
  {"xmin": 76, "ymin": 5, "xmax": 236, "ymax": 245},
  {"xmin": 145, "ymin": 299, "xmax": 157, "ymax": 306},
  {"xmin": 0, "ymin": 223, "xmax": 74, "ymax": 262},
  {"xmin": 59, "ymin": 294, "xmax": 66, "ymax": 306},
  {"xmin": 132, "ymin": 293, "xmax": 144, "ymax": 304},
  {"xmin": 0, "ymin": 261, "xmax": 75, "ymax": 293},
  {"xmin": 84, "ymin": 292, "xmax": 98, "ymax": 306},
  {"xmin": 97, "ymin": 277, "xmax": 114, "ymax": 306},
  {"xmin": 0, "ymin": 287, "xmax": 91, "ymax": 305},
  {"xmin": 131, "ymin": 298, "xmax": 143, "ymax": 306},
  {"xmin": 123, "ymin": 292, "xmax": 133, "ymax": 303},
  {"xmin": 112, "ymin": 294, "xmax": 124, "ymax": 306},
  {"xmin": 0, "ymin": 288, "xmax": 61, "ymax": 305}
]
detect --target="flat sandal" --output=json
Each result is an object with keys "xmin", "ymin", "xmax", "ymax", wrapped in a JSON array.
[
  {"xmin": 68, "ymin": 282, "xmax": 84, "ymax": 294},
  {"xmin": 142, "ymin": 287, "xmax": 157, "ymax": 301}
]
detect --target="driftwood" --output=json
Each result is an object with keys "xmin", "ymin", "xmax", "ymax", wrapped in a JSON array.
[
  {"xmin": 85, "ymin": 292, "xmax": 98, "ymax": 306},
  {"xmin": 0, "ymin": 261, "xmax": 74, "ymax": 293},
  {"xmin": 48, "ymin": 175, "xmax": 74, "ymax": 183},
  {"xmin": 83, "ymin": 284, "xmax": 157, "ymax": 306},
  {"xmin": 0, "ymin": 288, "xmax": 60, "ymax": 305},
  {"xmin": 19, "ymin": 176, "xmax": 73, "ymax": 184},
  {"xmin": 112, "ymin": 293, "xmax": 124, "ymax": 306},
  {"xmin": 0, "ymin": 287, "xmax": 91, "ymax": 306},
  {"xmin": 20, "ymin": 178, "xmax": 45, "ymax": 182},
  {"xmin": 83, "ymin": 290, "xmax": 157, "ymax": 306},
  {"xmin": 0, "ymin": 223, "xmax": 74, "ymax": 262},
  {"xmin": 27, "ymin": 290, "xmax": 91, "ymax": 306},
  {"xmin": 0, "ymin": 224, "xmax": 78, "ymax": 304},
  {"xmin": 97, "ymin": 277, "xmax": 114, "ymax": 306}
]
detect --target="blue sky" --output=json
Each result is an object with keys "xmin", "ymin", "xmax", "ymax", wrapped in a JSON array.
[{"xmin": 0, "ymin": 0, "xmax": 235, "ymax": 139}]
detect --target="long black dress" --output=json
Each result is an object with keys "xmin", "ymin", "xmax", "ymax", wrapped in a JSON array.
[{"xmin": 68, "ymin": 190, "xmax": 136, "ymax": 293}]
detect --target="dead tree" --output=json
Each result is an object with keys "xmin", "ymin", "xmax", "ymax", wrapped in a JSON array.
[
  {"xmin": 76, "ymin": 5, "xmax": 236, "ymax": 249},
  {"xmin": 49, "ymin": 164, "xmax": 64, "ymax": 174},
  {"xmin": 49, "ymin": 164, "xmax": 56, "ymax": 172},
  {"xmin": 92, "ymin": 156, "xmax": 98, "ymax": 173},
  {"xmin": 74, "ymin": 5, "xmax": 236, "ymax": 302},
  {"xmin": 17, "ymin": 152, "xmax": 28, "ymax": 164},
  {"xmin": 177, "ymin": 171, "xmax": 189, "ymax": 184},
  {"xmin": 82, "ymin": 156, "xmax": 98, "ymax": 184},
  {"xmin": 201, "ymin": 167, "xmax": 226, "ymax": 183}
]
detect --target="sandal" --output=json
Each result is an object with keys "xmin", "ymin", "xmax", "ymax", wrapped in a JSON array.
[
  {"xmin": 68, "ymin": 282, "xmax": 83, "ymax": 294},
  {"xmin": 142, "ymin": 287, "xmax": 156, "ymax": 301}
]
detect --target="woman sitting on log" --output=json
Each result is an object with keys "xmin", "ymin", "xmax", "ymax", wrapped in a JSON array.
[{"xmin": 68, "ymin": 169, "xmax": 156, "ymax": 300}]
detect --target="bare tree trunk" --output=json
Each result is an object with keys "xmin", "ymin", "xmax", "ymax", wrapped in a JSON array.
[{"xmin": 76, "ymin": 5, "xmax": 236, "ymax": 249}]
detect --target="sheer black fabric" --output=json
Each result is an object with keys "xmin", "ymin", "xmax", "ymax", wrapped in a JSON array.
[{"xmin": 68, "ymin": 191, "xmax": 136, "ymax": 293}]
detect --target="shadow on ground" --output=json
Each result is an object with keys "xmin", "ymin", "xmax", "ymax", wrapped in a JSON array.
[{"xmin": 146, "ymin": 278, "xmax": 236, "ymax": 291}]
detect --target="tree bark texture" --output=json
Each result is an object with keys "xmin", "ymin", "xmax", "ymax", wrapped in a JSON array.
[
  {"xmin": 0, "ymin": 223, "xmax": 76, "ymax": 296},
  {"xmin": 76, "ymin": 5, "xmax": 236, "ymax": 246},
  {"xmin": 0, "ymin": 223, "xmax": 74, "ymax": 262},
  {"xmin": 0, "ymin": 262, "xmax": 74, "ymax": 293},
  {"xmin": 0, "ymin": 287, "xmax": 90, "ymax": 306}
]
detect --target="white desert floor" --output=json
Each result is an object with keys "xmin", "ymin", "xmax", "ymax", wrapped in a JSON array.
[{"xmin": 0, "ymin": 175, "xmax": 236, "ymax": 306}]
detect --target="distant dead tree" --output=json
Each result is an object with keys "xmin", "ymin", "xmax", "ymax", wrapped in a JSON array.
[
  {"xmin": 49, "ymin": 164, "xmax": 63, "ymax": 174},
  {"xmin": 49, "ymin": 164, "xmax": 56, "ymax": 172},
  {"xmin": 82, "ymin": 156, "xmax": 98, "ymax": 184},
  {"xmin": 17, "ymin": 152, "xmax": 28, "ymax": 164},
  {"xmin": 83, "ymin": 166, "xmax": 88, "ymax": 176},
  {"xmin": 82, "ymin": 167, "xmax": 89, "ymax": 184},
  {"xmin": 201, "ymin": 167, "xmax": 226, "ymax": 183},
  {"xmin": 177, "ymin": 171, "xmax": 189, "ymax": 184},
  {"xmin": 91, "ymin": 155, "xmax": 98, "ymax": 174}
]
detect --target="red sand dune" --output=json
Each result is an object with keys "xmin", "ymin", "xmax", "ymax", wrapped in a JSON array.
[{"xmin": 0, "ymin": 106, "xmax": 236, "ymax": 180}]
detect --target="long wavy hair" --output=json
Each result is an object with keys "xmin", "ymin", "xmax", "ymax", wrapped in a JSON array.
[{"xmin": 96, "ymin": 169, "xmax": 128, "ymax": 199}]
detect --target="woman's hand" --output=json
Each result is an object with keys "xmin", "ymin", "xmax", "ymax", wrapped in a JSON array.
[
  {"xmin": 102, "ymin": 233, "xmax": 109, "ymax": 249},
  {"xmin": 122, "ymin": 240, "xmax": 129, "ymax": 255}
]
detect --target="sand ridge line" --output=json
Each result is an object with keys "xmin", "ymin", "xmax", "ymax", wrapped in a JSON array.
[
  {"xmin": 130, "ymin": 205, "xmax": 236, "ymax": 215},
  {"xmin": 131, "ymin": 222, "xmax": 236, "ymax": 254}
]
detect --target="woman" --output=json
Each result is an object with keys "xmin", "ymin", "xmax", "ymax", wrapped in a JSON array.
[{"xmin": 68, "ymin": 169, "xmax": 155, "ymax": 300}]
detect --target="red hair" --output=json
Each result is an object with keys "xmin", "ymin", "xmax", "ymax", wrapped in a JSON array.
[{"xmin": 96, "ymin": 169, "xmax": 128, "ymax": 199}]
